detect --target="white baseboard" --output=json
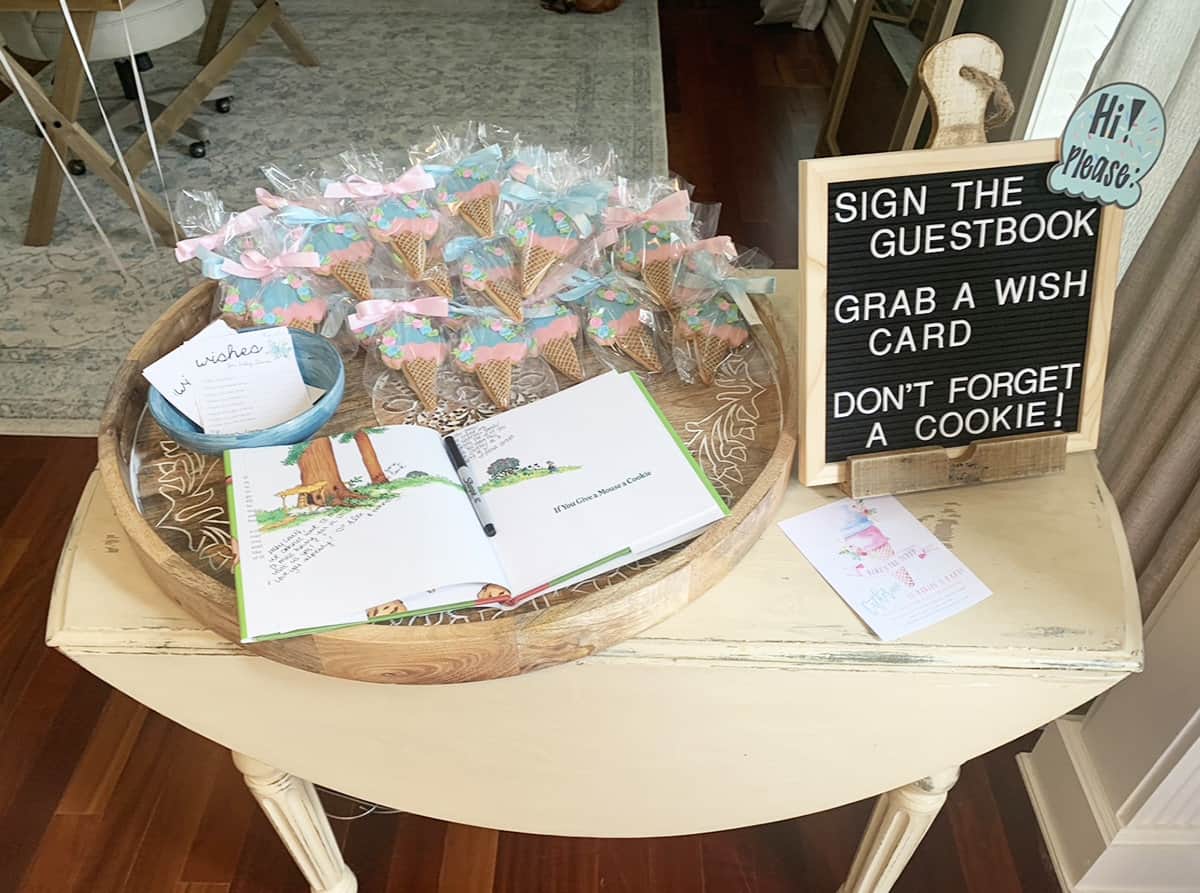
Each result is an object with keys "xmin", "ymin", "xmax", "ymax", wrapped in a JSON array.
[{"xmin": 1021, "ymin": 718, "xmax": 1200, "ymax": 892}]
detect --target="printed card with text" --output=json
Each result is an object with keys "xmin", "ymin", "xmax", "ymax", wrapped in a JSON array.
[{"xmin": 779, "ymin": 497, "xmax": 991, "ymax": 640}]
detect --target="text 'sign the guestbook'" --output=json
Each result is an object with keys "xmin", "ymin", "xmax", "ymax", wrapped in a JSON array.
[{"xmin": 824, "ymin": 161, "xmax": 1100, "ymax": 463}]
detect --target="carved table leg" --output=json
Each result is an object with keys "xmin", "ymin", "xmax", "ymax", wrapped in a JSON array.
[
  {"xmin": 838, "ymin": 767, "xmax": 960, "ymax": 893},
  {"xmin": 232, "ymin": 752, "xmax": 357, "ymax": 893}
]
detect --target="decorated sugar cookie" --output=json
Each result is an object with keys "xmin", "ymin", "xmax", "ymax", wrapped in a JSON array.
[
  {"xmin": 451, "ymin": 314, "xmax": 528, "ymax": 410},
  {"xmin": 675, "ymin": 295, "xmax": 749, "ymax": 385},
  {"xmin": 435, "ymin": 145, "xmax": 504, "ymax": 238},
  {"xmin": 524, "ymin": 300, "xmax": 583, "ymax": 381},
  {"xmin": 445, "ymin": 236, "xmax": 523, "ymax": 320},
  {"xmin": 278, "ymin": 206, "xmax": 375, "ymax": 302}
]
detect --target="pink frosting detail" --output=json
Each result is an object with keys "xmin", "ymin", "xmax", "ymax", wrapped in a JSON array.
[
  {"xmin": 642, "ymin": 243, "xmax": 685, "ymax": 263},
  {"xmin": 676, "ymin": 320, "xmax": 748, "ymax": 348},
  {"xmin": 610, "ymin": 308, "xmax": 645, "ymax": 337},
  {"xmin": 528, "ymin": 233, "xmax": 576, "ymax": 256},
  {"xmin": 316, "ymin": 239, "xmax": 373, "ymax": 273},
  {"xmin": 401, "ymin": 342, "xmax": 448, "ymax": 363},
  {"xmin": 532, "ymin": 315, "xmax": 579, "ymax": 345},
  {"xmin": 378, "ymin": 216, "xmax": 440, "ymax": 240},
  {"xmin": 455, "ymin": 181, "xmax": 500, "ymax": 204},
  {"xmin": 280, "ymin": 297, "xmax": 328, "ymax": 325},
  {"xmin": 471, "ymin": 342, "xmax": 527, "ymax": 366}
]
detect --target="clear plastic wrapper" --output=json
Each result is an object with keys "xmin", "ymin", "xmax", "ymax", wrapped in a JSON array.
[
  {"xmin": 448, "ymin": 306, "xmax": 557, "ymax": 410},
  {"xmin": 523, "ymin": 299, "xmax": 586, "ymax": 382},
  {"xmin": 555, "ymin": 266, "xmax": 670, "ymax": 375},
  {"xmin": 173, "ymin": 190, "xmax": 271, "ymax": 266},
  {"xmin": 323, "ymin": 151, "xmax": 445, "ymax": 283},
  {"xmin": 273, "ymin": 202, "xmax": 377, "ymax": 302},
  {"xmin": 671, "ymin": 247, "xmax": 775, "ymax": 386},
  {"xmin": 443, "ymin": 235, "xmax": 523, "ymax": 320},
  {"xmin": 348, "ymin": 293, "xmax": 453, "ymax": 412},
  {"xmin": 413, "ymin": 124, "xmax": 516, "ymax": 238}
]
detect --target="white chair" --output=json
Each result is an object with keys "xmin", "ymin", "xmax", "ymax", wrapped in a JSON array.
[{"xmin": 0, "ymin": 0, "xmax": 231, "ymax": 164}]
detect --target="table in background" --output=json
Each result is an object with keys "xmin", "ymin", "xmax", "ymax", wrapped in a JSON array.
[{"xmin": 48, "ymin": 445, "xmax": 1141, "ymax": 892}]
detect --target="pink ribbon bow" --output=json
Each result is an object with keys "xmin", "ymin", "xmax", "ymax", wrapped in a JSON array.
[
  {"xmin": 221, "ymin": 250, "xmax": 321, "ymax": 279},
  {"xmin": 602, "ymin": 189, "xmax": 691, "ymax": 230},
  {"xmin": 323, "ymin": 167, "xmax": 437, "ymax": 200},
  {"xmin": 174, "ymin": 205, "xmax": 271, "ymax": 262},
  {"xmin": 347, "ymin": 297, "xmax": 451, "ymax": 333}
]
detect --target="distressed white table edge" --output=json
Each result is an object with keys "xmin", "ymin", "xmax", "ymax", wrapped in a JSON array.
[{"xmin": 49, "ymin": 463, "xmax": 1140, "ymax": 893}]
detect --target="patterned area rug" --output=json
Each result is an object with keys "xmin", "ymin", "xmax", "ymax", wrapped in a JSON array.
[{"xmin": 0, "ymin": 0, "xmax": 666, "ymax": 435}]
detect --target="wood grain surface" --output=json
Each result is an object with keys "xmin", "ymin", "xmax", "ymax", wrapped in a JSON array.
[{"xmin": 97, "ymin": 278, "xmax": 794, "ymax": 684}]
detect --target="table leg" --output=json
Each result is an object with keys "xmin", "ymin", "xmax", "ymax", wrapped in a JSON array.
[
  {"xmin": 838, "ymin": 767, "xmax": 960, "ymax": 893},
  {"xmin": 255, "ymin": 0, "xmax": 320, "ymax": 66},
  {"xmin": 197, "ymin": 0, "xmax": 234, "ymax": 65},
  {"xmin": 23, "ymin": 14, "xmax": 95, "ymax": 246},
  {"xmin": 232, "ymin": 751, "xmax": 358, "ymax": 893}
]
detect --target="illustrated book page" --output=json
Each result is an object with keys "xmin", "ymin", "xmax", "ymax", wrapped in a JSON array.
[
  {"xmin": 453, "ymin": 372, "xmax": 730, "ymax": 598},
  {"xmin": 227, "ymin": 425, "xmax": 505, "ymax": 641}
]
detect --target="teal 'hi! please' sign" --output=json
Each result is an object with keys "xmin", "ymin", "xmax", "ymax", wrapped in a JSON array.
[{"xmin": 1048, "ymin": 82, "xmax": 1166, "ymax": 209}]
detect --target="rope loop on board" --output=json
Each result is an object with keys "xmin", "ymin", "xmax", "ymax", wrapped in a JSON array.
[{"xmin": 959, "ymin": 65, "xmax": 1014, "ymax": 131}]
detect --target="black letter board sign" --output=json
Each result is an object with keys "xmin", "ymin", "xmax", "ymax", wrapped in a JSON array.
[{"xmin": 798, "ymin": 140, "xmax": 1120, "ymax": 485}]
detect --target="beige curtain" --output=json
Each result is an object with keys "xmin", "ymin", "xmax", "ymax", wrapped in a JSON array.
[{"xmin": 1099, "ymin": 141, "xmax": 1200, "ymax": 617}]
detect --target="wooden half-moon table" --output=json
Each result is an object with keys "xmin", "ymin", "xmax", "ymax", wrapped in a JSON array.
[{"xmin": 47, "ymin": 272, "xmax": 1143, "ymax": 892}]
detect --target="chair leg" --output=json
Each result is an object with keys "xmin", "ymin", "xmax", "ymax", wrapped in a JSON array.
[
  {"xmin": 197, "ymin": 0, "xmax": 234, "ymax": 65},
  {"xmin": 24, "ymin": 14, "xmax": 96, "ymax": 246}
]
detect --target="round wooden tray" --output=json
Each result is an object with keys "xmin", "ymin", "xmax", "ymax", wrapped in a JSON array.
[{"xmin": 97, "ymin": 281, "xmax": 795, "ymax": 683}]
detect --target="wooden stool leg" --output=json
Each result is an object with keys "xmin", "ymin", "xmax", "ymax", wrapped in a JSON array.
[
  {"xmin": 838, "ymin": 767, "xmax": 960, "ymax": 893},
  {"xmin": 23, "ymin": 14, "xmax": 95, "ymax": 247},
  {"xmin": 255, "ymin": 0, "xmax": 319, "ymax": 67},
  {"xmin": 197, "ymin": 0, "xmax": 234, "ymax": 65},
  {"xmin": 232, "ymin": 751, "xmax": 358, "ymax": 893}
]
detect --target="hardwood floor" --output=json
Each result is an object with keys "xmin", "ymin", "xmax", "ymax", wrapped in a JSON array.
[{"xmin": 0, "ymin": 2, "xmax": 1061, "ymax": 890}]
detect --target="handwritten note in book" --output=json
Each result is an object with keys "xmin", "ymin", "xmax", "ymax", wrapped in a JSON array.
[{"xmin": 778, "ymin": 496, "xmax": 991, "ymax": 640}]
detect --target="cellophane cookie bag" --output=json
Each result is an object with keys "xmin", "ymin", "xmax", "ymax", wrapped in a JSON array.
[
  {"xmin": 349, "ymin": 290, "xmax": 454, "ymax": 417},
  {"xmin": 448, "ymin": 304, "xmax": 559, "ymax": 412},
  {"xmin": 672, "ymin": 246, "xmax": 776, "ymax": 387},
  {"xmin": 322, "ymin": 150, "xmax": 453, "ymax": 298},
  {"xmin": 412, "ymin": 122, "xmax": 519, "ymax": 240}
]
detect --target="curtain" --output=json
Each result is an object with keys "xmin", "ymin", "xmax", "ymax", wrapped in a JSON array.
[
  {"xmin": 1099, "ymin": 140, "xmax": 1200, "ymax": 617},
  {"xmin": 1088, "ymin": 0, "xmax": 1200, "ymax": 276}
]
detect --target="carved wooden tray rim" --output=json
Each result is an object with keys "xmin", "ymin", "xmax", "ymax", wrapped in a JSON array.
[{"xmin": 97, "ymin": 281, "xmax": 796, "ymax": 684}]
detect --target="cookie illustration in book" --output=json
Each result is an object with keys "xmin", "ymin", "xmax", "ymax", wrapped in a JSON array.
[
  {"xmin": 279, "ymin": 207, "xmax": 375, "ymax": 302},
  {"xmin": 377, "ymin": 315, "xmax": 447, "ymax": 412},
  {"xmin": 451, "ymin": 315, "xmax": 528, "ymax": 410},
  {"xmin": 675, "ymin": 293, "xmax": 749, "ymax": 385},
  {"xmin": 479, "ymin": 455, "xmax": 581, "ymax": 493},
  {"xmin": 448, "ymin": 236, "xmax": 524, "ymax": 320},
  {"xmin": 525, "ymin": 300, "xmax": 584, "ymax": 381},
  {"xmin": 435, "ymin": 146, "xmax": 504, "ymax": 237},
  {"xmin": 258, "ymin": 432, "xmax": 461, "ymax": 532},
  {"xmin": 579, "ymin": 282, "xmax": 663, "ymax": 373},
  {"xmin": 365, "ymin": 598, "xmax": 409, "ymax": 619},
  {"xmin": 837, "ymin": 499, "xmax": 915, "ymax": 588}
]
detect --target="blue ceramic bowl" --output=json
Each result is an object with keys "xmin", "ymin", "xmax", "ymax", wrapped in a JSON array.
[{"xmin": 147, "ymin": 327, "xmax": 345, "ymax": 455}]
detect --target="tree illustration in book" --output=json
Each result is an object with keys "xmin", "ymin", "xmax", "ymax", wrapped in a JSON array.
[
  {"xmin": 257, "ymin": 430, "xmax": 460, "ymax": 532},
  {"xmin": 480, "ymin": 455, "xmax": 581, "ymax": 493}
]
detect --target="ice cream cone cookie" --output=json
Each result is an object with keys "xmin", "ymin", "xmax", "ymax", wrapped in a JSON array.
[
  {"xmin": 525, "ymin": 301, "xmax": 584, "ymax": 381},
  {"xmin": 216, "ymin": 275, "xmax": 263, "ymax": 326},
  {"xmin": 247, "ymin": 273, "xmax": 328, "ymax": 333},
  {"xmin": 377, "ymin": 315, "xmax": 448, "ymax": 412},
  {"xmin": 504, "ymin": 207, "xmax": 585, "ymax": 298},
  {"xmin": 614, "ymin": 222, "xmax": 687, "ymax": 308},
  {"xmin": 582, "ymin": 283, "xmax": 663, "ymax": 373},
  {"xmin": 448, "ymin": 237, "xmax": 524, "ymax": 320},
  {"xmin": 434, "ymin": 146, "xmax": 504, "ymax": 238},
  {"xmin": 419, "ymin": 264, "xmax": 454, "ymax": 299},
  {"xmin": 452, "ymin": 316, "xmax": 528, "ymax": 410},
  {"xmin": 279, "ymin": 207, "xmax": 375, "ymax": 301},
  {"xmin": 675, "ymin": 295, "xmax": 750, "ymax": 385}
]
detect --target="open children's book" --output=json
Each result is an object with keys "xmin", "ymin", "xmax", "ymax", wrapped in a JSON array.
[{"xmin": 226, "ymin": 372, "xmax": 730, "ymax": 641}]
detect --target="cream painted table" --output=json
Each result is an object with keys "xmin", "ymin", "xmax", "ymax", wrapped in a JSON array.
[{"xmin": 48, "ymin": 450, "xmax": 1141, "ymax": 892}]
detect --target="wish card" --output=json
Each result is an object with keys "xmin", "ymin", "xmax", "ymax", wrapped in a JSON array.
[
  {"xmin": 191, "ymin": 327, "xmax": 312, "ymax": 435},
  {"xmin": 141, "ymin": 319, "xmax": 236, "ymax": 423},
  {"xmin": 778, "ymin": 496, "xmax": 991, "ymax": 640}
]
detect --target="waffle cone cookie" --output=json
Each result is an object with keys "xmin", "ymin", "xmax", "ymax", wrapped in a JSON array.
[
  {"xmin": 520, "ymin": 243, "xmax": 561, "ymax": 297},
  {"xmin": 695, "ymin": 333, "xmax": 731, "ymax": 386},
  {"xmin": 542, "ymin": 336, "xmax": 584, "ymax": 381},
  {"xmin": 390, "ymin": 231, "xmax": 428, "ymax": 278},
  {"xmin": 331, "ymin": 260, "xmax": 372, "ymax": 302},
  {"xmin": 484, "ymin": 279, "xmax": 524, "ymax": 321},
  {"xmin": 476, "ymin": 360, "xmax": 513, "ymax": 410},
  {"xmin": 459, "ymin": 196, "xmax": 496, "ymax": 238},
  {"xmin": 616, "ymin": 324, "xmax": 662, "ymax": 373},
  {"xmin": 421, "ymin": 266, "xmax": 454, "ymax": 298},
  {"xmin": 400, "ymin": 358, "xmax": 440, "ymax": 412},
  {"xmin": 642, "ymin": 259, "xmax": 677, "ymax": 309}
]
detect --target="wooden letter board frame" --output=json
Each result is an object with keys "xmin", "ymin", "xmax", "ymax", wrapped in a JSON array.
[{"xmin": 797, "ymin": 138, "xmax": 1122, "ymax": 487}]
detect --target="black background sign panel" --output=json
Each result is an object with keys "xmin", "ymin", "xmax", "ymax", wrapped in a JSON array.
[{"xmin": 825, "ymin": 161, "xmax": 1100, "ymax": 463}]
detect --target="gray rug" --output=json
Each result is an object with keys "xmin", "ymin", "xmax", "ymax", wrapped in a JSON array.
[{"xmin": 0, "ymin": 0, "xmax": 667, "ymax": 435}]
